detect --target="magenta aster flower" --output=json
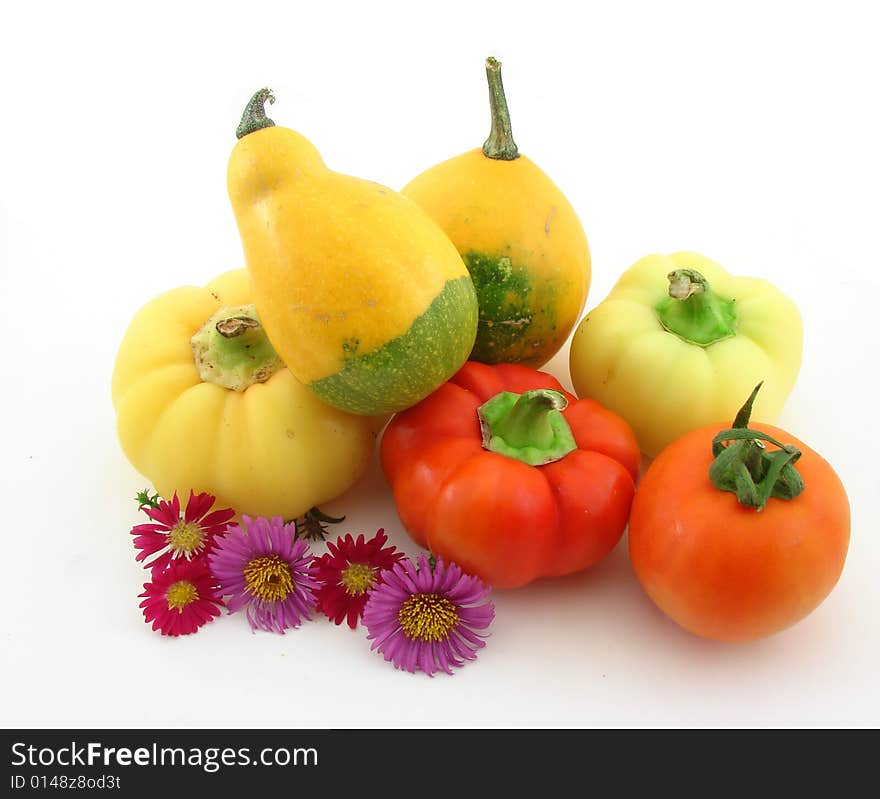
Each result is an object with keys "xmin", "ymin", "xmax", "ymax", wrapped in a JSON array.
[
  {"xmin": 132, "ymin": 490, "xmax": 235, "ymax": 576},
  {"xmin": 313, "ymin": 529, "xmax": 406, "ymax": 629},
  {"xmin": 208, "ymin": 516, "xmax": 317, "ymax": 633},
  {"xmin": 139, "ymin": 557, "xmax": 223, "ymax": 636},
  {"xmin": 362, "ymin": 555, "xmax": 495, "ymax": 676}
]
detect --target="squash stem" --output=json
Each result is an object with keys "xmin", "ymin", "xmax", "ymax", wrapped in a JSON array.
[
  {"xmin": 482, "ymin": 57, "xmax": 519, "ymax": 160},
  {"xmin": 236, "ymin": 88, "xmax": 276, "ymax": 139},
  {"xmin": 191, "ymin": 304, "xmax": 283, "ymax": 391}
]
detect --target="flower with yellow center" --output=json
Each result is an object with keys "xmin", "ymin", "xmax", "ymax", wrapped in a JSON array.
[
  {"xmin": 341, "ymin": 563, "xmax": 377, "ymax": 596},
  {"xmin": 139, "ymin": 558, "xmax": 223, "ymax": 637},
  {"xmin": 312, "ymin": 529, "xmax": 405, "ymax": 629},
  {"xmin": 168, "ymin": 522, "xmax": 205, "ymax": 557},
  {"xmin": 165, "ymin": 580, "xmax": 199, "ymax": 611},
  {"xmin": 362, "ymin": 554, "xmax": 495, "ymax": 676},
  {"xmin": 243, "ymin": 555, "xmax": 295, "ymax": 603},
  {"xmin": 131, "ymin": 490, "xmax": 235, "ymax": 577},
  {"xmin": 398, "ymin": 594, "xmax": 460, "ymax": 642},
  {"xmin": 208, "ymin": 515, "xmax": 319, "ymax": 634}
]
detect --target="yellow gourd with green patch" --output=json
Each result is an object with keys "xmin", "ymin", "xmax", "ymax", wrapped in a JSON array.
[
  {"xmin": 403, "ymin": 58, "xmax": 591, "ymax": 366},
  {"xmin": 227, "ymin": 90, "xmax": 478, "ymax": 416}
]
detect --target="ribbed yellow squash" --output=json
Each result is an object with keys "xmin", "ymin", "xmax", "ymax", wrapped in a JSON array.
[{"xmin": 111, "ymin": 269, "xmax": 381, "ymax": 519}]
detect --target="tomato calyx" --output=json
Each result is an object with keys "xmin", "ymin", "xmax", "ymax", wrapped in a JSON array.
[
  {"xmin": 709, "ymin": 383, "xmax": 805, "ymax": 511},
  {"xmin": 477, "ymin": 388, "xmax": 577, "ymax": 466}
]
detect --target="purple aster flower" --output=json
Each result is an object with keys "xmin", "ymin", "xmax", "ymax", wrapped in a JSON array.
[
  {"xmin": 362, "ymin": 555, "xmax": 495, "ymax": 676},
  {"xmin": 207, "ymin": 515, "xmax": 318, "ymax": 633}
]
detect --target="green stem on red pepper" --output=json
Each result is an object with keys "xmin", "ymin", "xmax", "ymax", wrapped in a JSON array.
[
  {"xmin": 478, "ymin": 389, "xmax": 576, "ymax": 466},
  {"xmin": 655, "ymin": 268, "xmax": 738, "ymax": 347},
  {"xmin": 709, "ymin": 383, "xmax": 805, "ymax": 511}
]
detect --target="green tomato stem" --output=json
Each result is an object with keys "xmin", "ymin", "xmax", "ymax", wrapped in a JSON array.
[
  {"xmin": 478, "ymin": 389, "xmax": 576, "ymax": 466},
  {"xmin": 709, "ymin": 383, "xmax": 805, "ymax": 511},
  {"xmin": 482, "ymin": 57, "xmax": 519, "ymax": 161},
  {"xmin": 236, "ymin": 88, "xmax": 276, "ymax": 140},
  {"xmin": 655, "ymin": 268, "xmax": 737, "ymax": 347},
  {"xmin": 191, "ymin": 304, "xmax": 283, "ymax": 391}
]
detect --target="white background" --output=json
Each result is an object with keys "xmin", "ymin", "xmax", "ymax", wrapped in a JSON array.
[{"xmin": 2, "ymin": 0, "xmax": 878, "ymax": 728}]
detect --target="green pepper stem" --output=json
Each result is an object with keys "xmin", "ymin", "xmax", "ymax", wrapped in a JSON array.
[
  {"xmin": 709, "ymin": 383, "xmax": 805, "ymax": 511},
  {"xmin": 478, "ymin": 389, "xmax": 576, "ymax": 466},
  {"xmin": 236, "ymin": 88, "xmax": 276, "ymax": 140},
  {"xmin": 482, "ymin": 57, "xmax": 519, "ymax": 161},
  {"xmin": 655, "ymin": 268, "xmax": 738, "ymax": 347}
]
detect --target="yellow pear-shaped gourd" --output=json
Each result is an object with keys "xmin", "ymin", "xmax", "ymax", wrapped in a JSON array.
[
  {"xmin": 403, "ymin": 58, "xmax": 591, "ymax": 367},
  {"xmin": 227, "ymin": 89, "xmax": 478, "ymax": 416}
]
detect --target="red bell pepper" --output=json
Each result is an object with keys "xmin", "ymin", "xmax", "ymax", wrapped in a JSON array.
[{"xmin": 381, "ymin": 362, "xmax": 641, "ymax": 588}]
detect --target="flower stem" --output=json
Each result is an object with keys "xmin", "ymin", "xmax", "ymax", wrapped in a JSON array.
[
  {"xmin": 293, "ymin": 507, "xmax": 346, "ymax": 541},
  {"xmin": 482, "ymin": 57, "xmax": 519, "ymax": 161},
  {"xmin": 655, "ymin": 269, "xmax": 738, "ymax": 347},
  {"xmin": 709, "ymin": 383, "xmax": 805, "ymax": 510},
  {"xmin": 478, "ymin": 389, "xmax": 577, "ymax": 466},
  {"xmin": 136, "ymin": 489, "xmax": 161, "ymax": 510}
]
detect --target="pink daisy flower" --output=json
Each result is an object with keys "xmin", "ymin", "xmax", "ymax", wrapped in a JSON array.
[
  {"xmin": 208, "ymin": 516, "xmax": 318, "ymax": 634},
  {"xmin": 138, "ymin": 558, "xmax": 223, "ymax": 636},
  {"xmin": 131, "ymin": 491, "xmax": 235, "ymax": 577},
  {"xmin": 313, "ymin": 529, "xmax": 406, "ymax": 629},
  {"xmin": 362, "ymin": 555, "xmax": 495, "ymax": 676}
]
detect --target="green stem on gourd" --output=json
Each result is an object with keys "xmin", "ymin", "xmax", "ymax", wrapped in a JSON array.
[
  {"xmin": 478, "ymin": 389, "xmax": 576, "ymax": 466},
  {"xmin": 708, "ymin": 383, "xmax": 805, "ymax": 511},
  {"xmin": 236, "ymin": 88, "xmax": 276, "ymax": 139},
  {"xmin": 482, "ymin": 57, "xmax": 519, "ymax": 161},
  {"xmin": 191, "ymin": 304, "xmax": 283, "ymax": 391},
  {"xmin": 655, "ymin": 268, "xmax": 738, "ymax": 347}
]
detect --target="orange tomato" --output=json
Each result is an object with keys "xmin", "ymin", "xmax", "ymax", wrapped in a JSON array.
[{"xmin": 629, "ymin": 421, "xmax": 850, "ymax": 642}]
